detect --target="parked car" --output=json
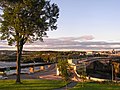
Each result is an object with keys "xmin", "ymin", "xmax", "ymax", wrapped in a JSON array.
[{"xmin": 0, "ymin": 75, "xmax": 8, "ymax": 79}]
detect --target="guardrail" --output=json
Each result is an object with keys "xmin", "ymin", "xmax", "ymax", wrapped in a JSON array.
[{"xmin": 0, "ymin": 62, "xmax": 53, "ymax": 72}]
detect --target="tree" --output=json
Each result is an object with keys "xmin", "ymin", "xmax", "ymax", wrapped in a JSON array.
[
  {"xmin": 57, "ymin": 59, "xmax": 71, "ymax": 89},
  {"xmin": 76, "ymin": 62, "xmax": 86, "ymax": 87},
  {"xmin": 0, "ymin": 0, "xmax": 59, "ymax": 83},
  {"xmin": 76, "ymin": 62, "xmax": 86, "ymax": 78},
  {"xmin": 112, "ymin": 62, "xmax": 119, "ymax": 81}
]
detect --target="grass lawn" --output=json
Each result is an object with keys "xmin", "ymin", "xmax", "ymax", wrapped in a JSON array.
[
  {"xmin": 70, "ymin": 82, "xmax": 120, "ymax": 90},
  {"xmin": 0, "ymin": 79, "xmax": 66, "ymax": 90}
]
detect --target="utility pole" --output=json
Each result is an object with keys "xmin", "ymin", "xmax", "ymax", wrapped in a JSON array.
[
  {"xmin": 110, "ymin": 59, "xmax": 114, "ymax": 82},
  {"xmin": 111, "ymin": 63, "xmax": 114, "ymax": 82}
]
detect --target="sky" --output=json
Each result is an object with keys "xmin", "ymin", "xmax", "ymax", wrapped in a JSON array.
[
  {"xmin": 49, "ymin": 0, "xmax": 120, "ymax": 41},
  {"xmin": 0, "ymin": 0, "xmax": 120, "ymax": 51}
]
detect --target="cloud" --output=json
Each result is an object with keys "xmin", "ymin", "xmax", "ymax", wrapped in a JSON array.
[
  {"xmin": 24, "ymin": 36, "xmax": 120, "ymax": 50},
  {"xmin": 0, "ymin": 35, "xmax": 120, "ymax": 51},
  {"xmin": 58, "ymin": 35, "xmax": 94, "ymax": 41}
]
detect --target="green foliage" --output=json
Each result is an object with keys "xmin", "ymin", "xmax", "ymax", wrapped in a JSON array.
[
  {"xmin": 76, "ymin": 63, "xmax": 87, "ymax": 79},
  {"xmin": 57, "ymin": 59, "xmax": 71, "ymax": 81},
  {"xmin": 22, "ymin": 51, "xmax": 57, "ymax": 63},
  {"xmin": 0, "ymin": 0, "xmax": 59, "ymax": 45}
]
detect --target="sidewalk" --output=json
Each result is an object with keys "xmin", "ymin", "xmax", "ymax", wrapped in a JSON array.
[{"xmin": 53, "ymin": 81, "xmax": 78, "ymax": 90}]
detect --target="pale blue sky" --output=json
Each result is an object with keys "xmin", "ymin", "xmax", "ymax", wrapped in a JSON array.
[
  {"xmin": 49, "ymin": 0, "xmax": 120, "ymax": 42},
  {"xmin": 1, "ymin": 0, "xmax": 120, "ymax": 51}
]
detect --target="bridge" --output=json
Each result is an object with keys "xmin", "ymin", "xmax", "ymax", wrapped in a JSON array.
[
  {"xmin": 78, "ymin": 56, "xmax": 120, "ymax": 67},
  {"xmin": 67, "ymin": 56, "xmax": 120, "ymax": 80}
]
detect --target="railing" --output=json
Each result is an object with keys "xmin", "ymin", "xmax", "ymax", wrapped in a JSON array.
[{"xmin": 0, "ymin": 62, "xmax": 53, "ymax": 72}]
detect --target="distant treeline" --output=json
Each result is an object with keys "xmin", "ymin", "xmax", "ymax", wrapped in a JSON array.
[{"xmin": 0, "ymin": 50, "xmax": 108, "ymax": 62}]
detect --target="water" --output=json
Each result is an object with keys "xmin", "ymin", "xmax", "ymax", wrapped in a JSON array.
[
  {"xmin": 0, "ymin": 61, "xmax": 43, "ymax": 75},
  {"xmin": 0, "ymin": 61, "xmax": 16, "ymax": 68}
]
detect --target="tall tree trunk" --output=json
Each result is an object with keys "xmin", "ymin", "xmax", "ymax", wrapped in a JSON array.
[{"xmin": 16, "ymin": 41, "xmax": 23, "ymax": 83}]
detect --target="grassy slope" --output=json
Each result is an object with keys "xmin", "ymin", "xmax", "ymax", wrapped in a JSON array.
[
  {"xmin": 0, "ymin": 79, "xmax": 66, "ymax": 90},
  {"xmin": 70, "ymin": 82, "xmax": 120, "ymax": 90}
]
